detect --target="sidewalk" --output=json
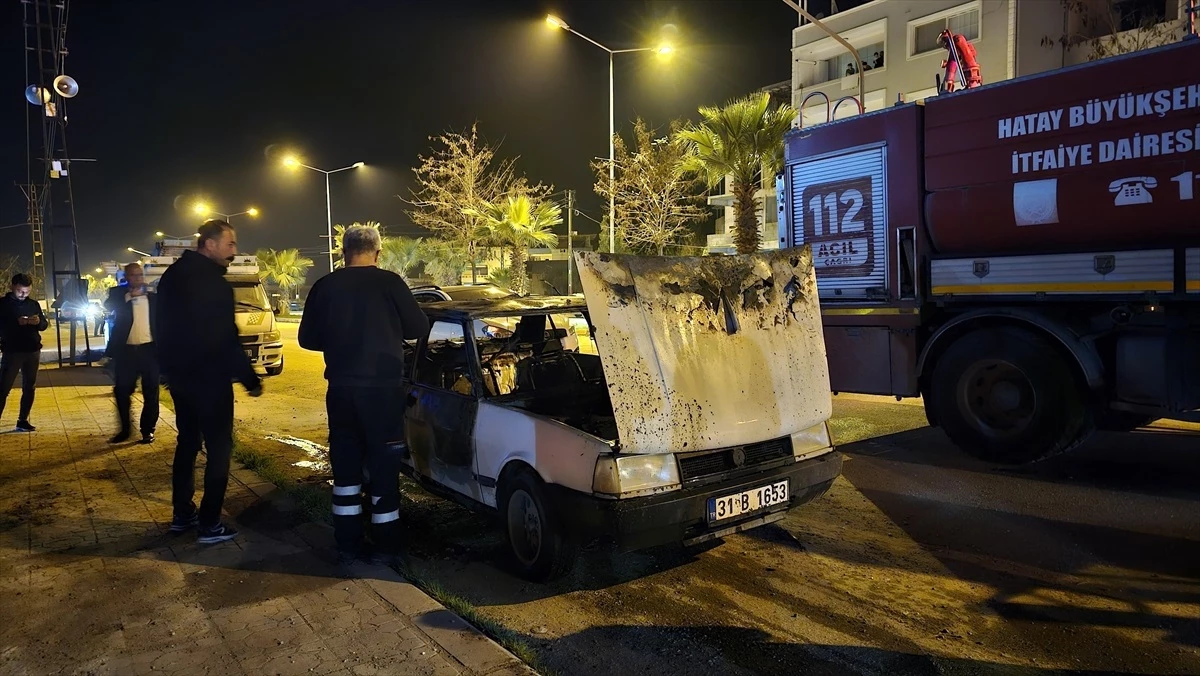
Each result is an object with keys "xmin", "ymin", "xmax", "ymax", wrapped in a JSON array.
[{"xmin": 0, "ymin": 366, "xmax": 535, "ymax": 676}]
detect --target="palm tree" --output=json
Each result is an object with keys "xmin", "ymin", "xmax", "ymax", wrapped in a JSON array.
[
  {"xmin": 465, "ymin": 194, "xmax": 561, "ymax": 295},
  {"xmin": 676, "ymin": 92, "xmax": 797, "ymax": 254},
  {"xmin": 380, "ymin": 236, "xmax": 424, "ymax": 280},
  {"xmin": 421, "ymin": 239, "xmax": 474, "ymax": 286},
  {"xmin": 258, "ymin": 248, "xmax": 314, "ymax": 309}
]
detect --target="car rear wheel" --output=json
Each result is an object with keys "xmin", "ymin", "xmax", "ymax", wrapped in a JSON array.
[
  {"xmin": 930, "ymin": 327, "xmax": 1092, "ymax": 464},
  {"xmin": 500, "ymin": 469, "xmax": 577, "ymax": 582}
]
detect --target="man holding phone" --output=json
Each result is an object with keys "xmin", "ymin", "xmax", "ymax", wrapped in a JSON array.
[
  {"xmin": 105, "ymin": 262, "xmax": 160, "ymax": 444},
  {"xmin": 0, "ymin": 273, "xmax": 48, "ymax": 431}
]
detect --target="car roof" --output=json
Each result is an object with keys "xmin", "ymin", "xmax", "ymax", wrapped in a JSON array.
[{"xmin": 421, "ymin": 295, "xmax": 589, "ymax": 320}]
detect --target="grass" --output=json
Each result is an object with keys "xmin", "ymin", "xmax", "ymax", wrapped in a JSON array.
[
  {"xmin": 397, "ymin": 567, "xmax": 554, "ymax": 676},
  {"xmin": 231, "ymin": 437, "xmax": 332, "ymax": 524}
]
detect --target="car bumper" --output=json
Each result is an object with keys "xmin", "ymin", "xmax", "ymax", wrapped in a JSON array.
[
  {"xmin": 244, "ymin": 341, "xmax": 283, "ymax": 369},
  {"xmin": 548, "ymin": 450, "xmax": 842, "ymax": 551}
]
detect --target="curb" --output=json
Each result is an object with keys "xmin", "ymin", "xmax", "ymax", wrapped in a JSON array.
[{"xmin": 231, "ymin": 478, "xmax": 537, "ymax": 676}]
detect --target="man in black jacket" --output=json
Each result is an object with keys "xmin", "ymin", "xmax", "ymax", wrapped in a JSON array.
[
  {"xmin": 0, "ymin": 273, "xmax": 48, "ymax": 431},
  {"xmin": 299, "ymin": 224, "xmax": 429, "ymax": 566},
  {"xmin": 105, "ymin": 262, "xmax": 160, "ymax": 444},
  {"xmin": 156, "ymin": 220, "xmax": 263, "ymax": 545}
]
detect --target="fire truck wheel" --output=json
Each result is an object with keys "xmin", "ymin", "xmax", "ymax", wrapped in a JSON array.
[{"xmin": 930, "ymin": 327, "xmax": 1091, "ymax": 464}]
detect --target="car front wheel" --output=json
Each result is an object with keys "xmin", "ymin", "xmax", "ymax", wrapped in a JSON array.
[{"xmin": 500, "ymin": 469, "xmax": 577, "ymax": 582}]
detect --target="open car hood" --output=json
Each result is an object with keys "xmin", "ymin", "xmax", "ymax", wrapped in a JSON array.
[{"xmin": 575, "ymin": 247, "xmax": 832, "ymax": 454}]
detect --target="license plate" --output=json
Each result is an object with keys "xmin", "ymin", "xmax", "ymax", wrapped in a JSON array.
[
  {"xmin": 707, "ymin": 480, "xmax": 790, "ymax": 523},
  {"xmin": 245, "ymin": 348, "xmax": 256, "ymax": 359}
]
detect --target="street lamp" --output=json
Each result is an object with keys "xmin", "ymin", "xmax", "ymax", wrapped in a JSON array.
[
  {"xmin": 282, "ymin": 155, "xmax": 365, "ymax": 273},
  {"xmin": 194, "ymin": 202, "xmax": 261, "ymax": 221},
  {"xmin": 545, "ymin": 14, "xmax": 674, "ymax": 253},
  {"xmin": 127, "ymin": 247, "xmax": 152, "ymax": 257},
  {"xmin": 156, "ymin": 230, "xmax": 200, "ymax": 239}
]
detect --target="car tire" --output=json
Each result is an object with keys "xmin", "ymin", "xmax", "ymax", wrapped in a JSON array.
[
  {"xmin": 500, "ymin": 469, "xmax": 577, "ymax": 583},
  {"xmin": 265, "ymin": 357, "xmax": 284, "ymax": 376},
  {"xmin": 930, "ymin": 327, "xmax": 1092, "ymax": 465}
]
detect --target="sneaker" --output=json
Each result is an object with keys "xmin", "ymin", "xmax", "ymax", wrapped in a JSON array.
[
  {"xmin": 109, "ymin": 430, "xmax": 132, "ymax": 444},
  {"xmin": 168, "ymin": 513, "xmax": 199, "ymax": 533},
  {"xmin": 15, "ymin": 420, "xmax": 35, "ymax": 432},
  {"xmin": 197, "ymin": 523, "xmax": 239, "ymax": 544},
  {"xmin": 139, "ymin": 432, "xmax": 155, "ymax": 444}
]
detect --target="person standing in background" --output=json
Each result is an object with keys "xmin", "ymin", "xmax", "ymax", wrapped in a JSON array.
[
  {"xmin": 0, "ymin": 274, "xmax": 48, "ymax": 432},
  {"xmin": 105, "ymin": 262, "xmax": 160, "ymax": 444}
]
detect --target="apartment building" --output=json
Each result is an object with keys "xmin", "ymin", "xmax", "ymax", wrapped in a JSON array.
[{"xmin": 791, "ymin": 0, "xmax": 1190, "ymax": 125}]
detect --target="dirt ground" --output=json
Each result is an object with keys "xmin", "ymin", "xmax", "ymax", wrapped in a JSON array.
[{"xmin": 230, "ymin": 324, "xmax": 1200, "ymax": 676}]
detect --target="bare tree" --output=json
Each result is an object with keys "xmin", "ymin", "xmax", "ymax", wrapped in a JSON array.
[
  {"xmin": 400, "ymin": 123, "xmax": 551, "ymax": 282},
  {"xmin": 1043, "ymin": 0, "xmax": 1179, "ymax": 61},
  {"xmin": 592, "ymin": 118, "xmax": 708, "ymax": 256}
]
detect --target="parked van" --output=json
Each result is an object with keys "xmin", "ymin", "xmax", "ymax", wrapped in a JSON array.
[{"xmin": 142, "ymin": 252, "xmax": 284, "ymax": 376}]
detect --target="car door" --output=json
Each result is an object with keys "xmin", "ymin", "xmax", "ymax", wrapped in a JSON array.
[{"xmin": 405, "ymin": 318, "xmax": 482, "ymax": 502}]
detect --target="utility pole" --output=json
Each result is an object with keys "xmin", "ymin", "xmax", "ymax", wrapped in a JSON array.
[{"xmin": 567, "ymin": 189, "xmax": 575, "ymax": 295}]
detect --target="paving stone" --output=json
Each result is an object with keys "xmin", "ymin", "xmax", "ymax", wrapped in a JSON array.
[{"xmin": 0, "ymin": 368, "xmax": 533, "ymax": 676}]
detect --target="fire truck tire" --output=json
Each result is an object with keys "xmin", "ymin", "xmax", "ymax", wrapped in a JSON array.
[{"xmin": 930, "ymin": 327, "xmax": 1091, "ymax": 464}]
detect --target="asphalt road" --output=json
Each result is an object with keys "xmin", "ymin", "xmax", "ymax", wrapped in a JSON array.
[{"xmin": 235, "ymin": 323, "xmax": 1200, "ymax": 676}]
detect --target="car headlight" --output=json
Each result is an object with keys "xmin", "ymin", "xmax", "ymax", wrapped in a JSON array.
[
  {"xmin": 264, "ymin": 330, "xmax": 281, "ymax": 342},
  {"xmin": 791, "ymin": 421, "xmax": 834, "ymax": 460},
  {"xmin": 592, "ymin": 453, "xmax": 681, "ymax": 498}
]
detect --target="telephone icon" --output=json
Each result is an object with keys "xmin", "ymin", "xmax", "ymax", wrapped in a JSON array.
[{"xmin": 1109, "ymin": 176, "xmax": 1157, "ymax": 206}]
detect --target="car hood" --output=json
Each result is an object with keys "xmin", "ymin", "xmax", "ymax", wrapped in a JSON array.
[{"xmin": 575, "ymin": 246, "xmax": 832, "ymax": 454}]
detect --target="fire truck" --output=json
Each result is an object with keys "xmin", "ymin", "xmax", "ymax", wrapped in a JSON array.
[{"xmin": 778, "ymin": 38, "xmax": 1200, "ymax": 464}]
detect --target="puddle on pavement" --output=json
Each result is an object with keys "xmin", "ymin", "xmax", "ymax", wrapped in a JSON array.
[{"xmin": 265, "ymin": 434, "xmax": 330, "ymax": 472}]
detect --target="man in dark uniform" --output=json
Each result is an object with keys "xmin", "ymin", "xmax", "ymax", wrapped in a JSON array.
[
  {"xmin": 106, "ymin": 262, "xmax": 160, "ymax": 444},
  {"xmin": 298, "ymin": 224, "xmax": 429, "ymax": 566},
  {"xmin": 156, "ymin": 220, "xmax": 263, "ymax": 544},
  {"xmin": 0, "ymin": 273, "xmax": 48, "ymax": 431}
]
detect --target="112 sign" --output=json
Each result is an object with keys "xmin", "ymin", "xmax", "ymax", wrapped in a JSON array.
[{"xmin": 799, "ymin": 176, "xmax": 876, "ymax": 278}]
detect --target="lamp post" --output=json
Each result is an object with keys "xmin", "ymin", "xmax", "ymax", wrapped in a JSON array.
[
  {"xmin": 545, "ymin": 15, "xmax": 672, "ymax": 254},
  {"xmin": 194, "ymin": 203, "xmax": 261, "ymax": 222},
  {"xmin": 283, "ymin": 156, "xmax": 365, "ymax": 273}
]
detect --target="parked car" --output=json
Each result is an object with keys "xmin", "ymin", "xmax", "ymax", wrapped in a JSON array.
[
  {"xmin": 396, "ymin": 249, "xmax": 841, "ymax": 581},
  {"xmin": 411, "ymin": 282, "xmax": 516, "ymax": 303}
]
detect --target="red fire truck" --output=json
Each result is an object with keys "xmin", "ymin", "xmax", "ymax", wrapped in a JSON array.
[{"xmin": 778, "ymin": 37, "xmax": 1200, "ymax": 464}]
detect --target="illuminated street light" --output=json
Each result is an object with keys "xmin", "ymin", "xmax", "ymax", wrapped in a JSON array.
[
  {"xmin": 195, "ymin": 202, "xmax": 262, "ymax": 221},
  {"xmin": 127, "ymin": 247, "xmax": 152, "ymax": 257},
  {"xmin": 544, "ymin": 14, "xmax": 675, "ymax": 253},
  {"xmin": 282, "ymin": 154, "xmax": 366, "ymax": 273},
  {"xmin": 95, "ymin": 267, "xmax": 103, "ymax": 274}
]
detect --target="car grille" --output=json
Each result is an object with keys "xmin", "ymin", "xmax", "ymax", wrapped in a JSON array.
[{"xmin": 677, "ymin": 437, "xmax": 793, "ymax": 484}]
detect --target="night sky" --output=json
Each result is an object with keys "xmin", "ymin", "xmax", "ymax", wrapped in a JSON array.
[{"xmin": 2, "ymin": 0, "xmax": 863, "ymax": 275}]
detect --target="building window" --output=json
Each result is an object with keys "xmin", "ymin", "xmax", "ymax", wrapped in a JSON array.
[
  {"xmin": 909, "ymin": 2, "xmax": 981, "ymax": 57},
  {"xmin": 832, "ymin": 41, "xmax": 885, "ymax": 77}
]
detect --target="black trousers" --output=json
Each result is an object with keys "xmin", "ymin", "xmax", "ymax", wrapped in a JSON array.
[
  {"xmin": 114, "ymin": 342, "xmax": 160, "ymax": 435},
  {"xmin": 326, "ymin": 385, "xmax": 406, "ymax": 554},
  {"xmin": 0, "ymin": 350, "xmax": 40, "ymax": 422},
  {"xmin": 170, "ymin": 379, "xmax": 234, "ymax": 529}
]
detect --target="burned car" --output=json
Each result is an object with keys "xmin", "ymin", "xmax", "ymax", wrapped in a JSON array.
[{"xmin": 398, "ymin": 247, "xmax": 841, "ymax": 581}]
